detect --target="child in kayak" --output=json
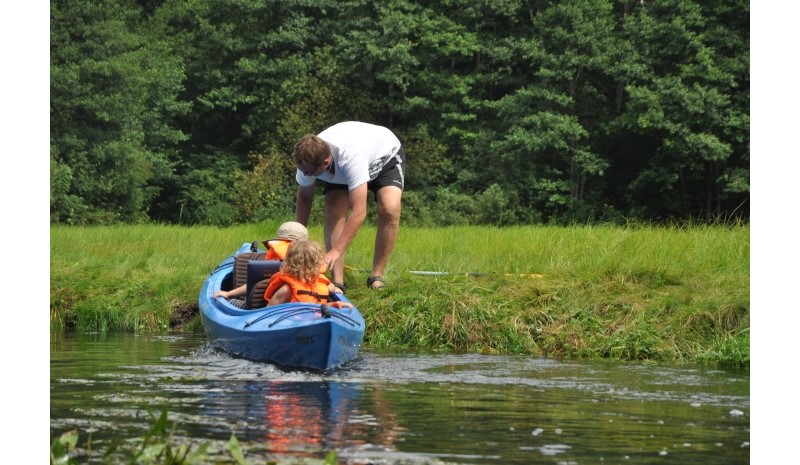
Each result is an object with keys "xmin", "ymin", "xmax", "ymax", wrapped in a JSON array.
[
  {"xmin": 213, "ymin": 221, "xmax": 308, "ymax": 305},
  {"xmin": 264, "ymin": 239, "xmax": 352, "ymax": 309}
]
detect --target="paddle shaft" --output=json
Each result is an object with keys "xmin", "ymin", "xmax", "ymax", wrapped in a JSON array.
[{"xmin": 344, "ymin": 266, "xmax": 542, "ymax": 279}]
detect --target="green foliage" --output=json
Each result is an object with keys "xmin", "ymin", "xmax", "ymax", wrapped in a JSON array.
[
  {"xmin": 49, "ymin": 410, "xmax": 215, "ymax": 464},
  {"xmin": 614, "ymin": 0, "xmax": 749, "ymax": 220},
  {"xmin": 694, "ymin": 330, "xmax": 750, "ymax": 369},
  {"xmin": 51, "ymin": 0, "xmax": 188, "ymax": 225},
  {"xmin": 175, "ymin": 162, "xmax": 240, "ymax": 226},
  {"xmin": 228, "ymin": 434, "xmax": 250, "ymax": 465},
  {"xmin": 411, "ymin": 183, "xmax": 522, "ymax": 226},
  {"xmin": 230, "ymin": 152, "xmax": 297, "ymax": 223},
  {"xmin": 50, "ymin": 409, "xmax": 343, "ymax": 464},
  {"xmin": 50, "ymin": 429, "xmax": 79, "ymax": 465},
  {"xmin": 50, "ymin": 0, "xmax": 749, "ymax": 225}
]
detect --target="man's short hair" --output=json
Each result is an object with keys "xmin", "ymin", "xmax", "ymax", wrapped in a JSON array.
[{"xmin": 292, "ymin": 134, "xmax": 330, "ymax": 167}]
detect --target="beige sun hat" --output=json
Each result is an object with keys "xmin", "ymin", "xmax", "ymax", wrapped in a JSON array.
[{"xmin": 270, "ymin": 221, "xmax": 308, "ymax": 242}]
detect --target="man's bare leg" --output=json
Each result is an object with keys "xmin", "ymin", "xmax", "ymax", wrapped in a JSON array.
[{"xmin": 370, "ymin": 186, "xmax": 402, "ymax": 287}]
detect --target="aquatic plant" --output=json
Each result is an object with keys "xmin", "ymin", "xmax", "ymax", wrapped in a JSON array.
[{"xmin": 50, "ymin": 409, "xmax": 340, "ymax": 465}]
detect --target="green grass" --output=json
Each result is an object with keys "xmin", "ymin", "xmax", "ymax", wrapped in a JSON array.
[{"xmin": 50, "ymin": 222, "xmax": 749, "ymax": 368}]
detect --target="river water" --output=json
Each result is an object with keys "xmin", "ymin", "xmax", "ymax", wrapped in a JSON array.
[{"xmin": 50, "ymin": 332, "xmax": 749, "ymax": 464}]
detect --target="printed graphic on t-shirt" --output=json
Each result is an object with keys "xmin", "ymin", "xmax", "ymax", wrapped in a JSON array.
[{"xmin": 368, "ymin": 156, "xmax": 389, "ymax": 179}]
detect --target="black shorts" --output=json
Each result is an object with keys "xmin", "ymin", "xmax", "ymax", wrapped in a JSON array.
[{"xmin": 323, "ymin": 148, "xmax": 406, "ymax": 195}]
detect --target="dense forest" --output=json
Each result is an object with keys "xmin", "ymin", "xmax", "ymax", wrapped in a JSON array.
[{"xmin": 50, "ymin": 0, "xmax": 749, "ymax": 226}]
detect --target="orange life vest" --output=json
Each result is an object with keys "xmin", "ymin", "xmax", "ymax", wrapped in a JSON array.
[
  {"xmin": 263, "ymin": 271, "xmax": 331, "ymax": 304},
  {"xmin": 265, "ymin": 240, "xmax": 292, "ymax": 260},
  {"xmin": 265, "ymin": 240, "xmax": 327, "ymax": 274}
]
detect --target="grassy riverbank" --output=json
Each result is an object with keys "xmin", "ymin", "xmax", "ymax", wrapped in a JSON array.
[{"xmin": 50, "ymin": 222, "xmax": 749, "ymax": 368}]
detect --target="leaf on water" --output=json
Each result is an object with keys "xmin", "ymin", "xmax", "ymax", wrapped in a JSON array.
[
  {"xmin": 59, "ymin": 430, "xmax": 79, "ymax": 448},
  {"xmin": 51, "ymin": 430, "xmax": 80, "ymax": 465}
]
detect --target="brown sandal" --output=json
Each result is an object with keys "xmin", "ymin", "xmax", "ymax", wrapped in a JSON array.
[{"xmin": 367, "ymin": 276, "xmax": 385, "ymax": 290}]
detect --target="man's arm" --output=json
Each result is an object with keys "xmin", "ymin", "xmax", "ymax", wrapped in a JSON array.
[{"xmin": 295, "ymin": 184, "xmax": 315, "ymax": 225}]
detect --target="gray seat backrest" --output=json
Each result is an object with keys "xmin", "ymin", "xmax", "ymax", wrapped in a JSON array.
[{"xmin": 244, "ymin": 259, "xmax": 281, "ymax": 309}]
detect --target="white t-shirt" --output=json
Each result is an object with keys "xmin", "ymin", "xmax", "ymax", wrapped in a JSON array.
[{"xmin": 295, "ymin": 121, "xmax": 401, "ymax": 191}]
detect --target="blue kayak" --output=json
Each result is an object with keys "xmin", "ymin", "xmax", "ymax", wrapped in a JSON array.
[{"xmin": 199, "ymin": 243, "xmax": 365, "ymax": 371}]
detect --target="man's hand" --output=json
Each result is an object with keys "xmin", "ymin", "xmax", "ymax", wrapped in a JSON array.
[{"xmin": 323, "ymin": 249, "xmax": 342, "ymax": 272}]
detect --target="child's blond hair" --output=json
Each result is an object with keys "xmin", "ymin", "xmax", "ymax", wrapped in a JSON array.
[{"xmin": 280, "ymin": 239, "xmax": 325, "ymax": 285}]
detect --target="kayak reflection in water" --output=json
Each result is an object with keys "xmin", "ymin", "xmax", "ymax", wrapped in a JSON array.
[{"xmin": 261, "ymin": 381, "xmax": 402, "ymax": 454}]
